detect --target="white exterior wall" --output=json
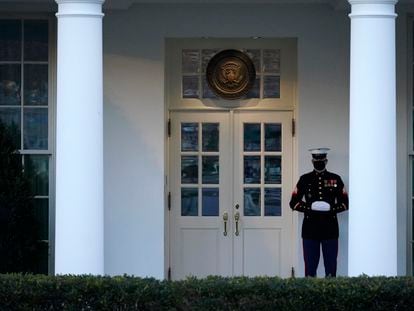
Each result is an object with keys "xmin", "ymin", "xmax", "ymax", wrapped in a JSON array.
[{"xmin": 102, "ymin": 3, "xmax": 408, "ymax": 277}]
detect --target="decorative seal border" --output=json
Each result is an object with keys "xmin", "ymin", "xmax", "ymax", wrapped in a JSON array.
[{"xmin": 206, "ymin": 49, "xmax": 256, "ymax": 100}]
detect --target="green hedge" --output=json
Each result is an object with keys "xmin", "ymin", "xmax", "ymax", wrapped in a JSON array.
[{"xmin": 0, "ymin": 274, "xmax": 414, "ymax": 310}]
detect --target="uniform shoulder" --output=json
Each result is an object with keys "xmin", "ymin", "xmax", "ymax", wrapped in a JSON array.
[
  {"xmin": 326, "ymin": 171, "xmax": 343, "ymax": 180},
  {"xmin": 299, "ymin": 171, "xmax": 315, "ymax": 180}
]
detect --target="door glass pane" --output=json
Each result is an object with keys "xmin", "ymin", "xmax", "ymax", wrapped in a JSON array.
[
  {"xmin": 181, "ymin": 123, "xmax": 198, "ymax": 151},
  {"xmin": 182, "ymin": 49, "xmax": 200, "ymax": 74},
  {"xmin": 23, "ymin": 108, "xmax": 48, "ymax": 150},
  {"xmin": 202, "ymin": 188, "xmax": 219, "ymax": 216},
  {"xmin": 265, "ymin": 123, "xmax": 281, "ymax": 151},
  {"xmin": 0, "ymin": 65, "xmax": 21, "ymax": 106},
  {"xmin": 24, "ymin": 20, "xmax": 48, "ymax": 62},
  {"xmin": 182, "ymin": 76, "xmax": 199, "ymax": 98},
  {"xmin": 202, "ymin": 123, "xmax": 219, "ymax": 152},
  {"xmin": 25, "ymin": 155, "xmax": 49, "ymax": 196},
  {"xmin": 263, "ymin": 49, "xmax": 280, "ymax": 73},
  {"xmin": 244, "ymin": 188, "xmax": 261, "ymax": 216},
  {"xmin": 244, "ymin": 156, "xmax": 261, "ymax": 184},
  {"xmin": 263, "ymin": 76, "xmax": 280, "ymax": 98},
  {"xmin": 0, "ymin": 107, "xmax": 21, "ymax": 148},
  {"xmin": 0, "ymin": 20, "xmax": 21, "ymax": 61},
  {"xmin": 202, "ymin": 156, "xmax": 219, "ymax": 184},
  {"xmin": 244, "ymin": 123, "xmax": 261, "ymax": 151},
  {"xmin": 181, "ymin": 156, "xmax": 198, "ymax": 184},
  {"xmin": 24, "ymin": 64, "xmax": 48, "ymax": 106},
  {"xmin": 265, "ymin": 156, "xmax": 281, "ymax": 184},
  {"xmin": 181, "ymin": 188, "xmax": 198, "ymax": 216},
  {"xmin": 264, "ymin": 188, "xmax": 281, "ymax": 216}
]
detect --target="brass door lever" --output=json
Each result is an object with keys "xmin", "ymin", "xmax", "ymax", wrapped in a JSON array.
[
  {"xmin": 223, "ymin": 212, "xmax": 228, "ymax": 236},
  {"xmin": 234, "ymin": 211, "xmax": 240, "ymax": 236}
]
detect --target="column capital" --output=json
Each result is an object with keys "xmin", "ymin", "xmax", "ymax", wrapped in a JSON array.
[
  {"xmin": 55, "ymin": 0, "xmax": 105, "ymax": 18},
  {"xmin": 56, "ymin": 0, "xmax": 105, "ymax": 3},
  {"xmin": 348, "ymin": 0, "xmax": 398, "ymax": 19}
]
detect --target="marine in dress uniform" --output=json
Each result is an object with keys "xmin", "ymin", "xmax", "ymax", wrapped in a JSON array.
[{"xmin": 289, "ymin": 148, "xmax": 348, "ymax": 277}]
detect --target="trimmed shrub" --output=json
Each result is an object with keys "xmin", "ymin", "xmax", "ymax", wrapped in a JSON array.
[{"xmin": 0, "ymin": 274, "xmax": 413, "ymax": 310}]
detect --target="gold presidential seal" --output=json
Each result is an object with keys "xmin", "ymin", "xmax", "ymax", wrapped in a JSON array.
[{"xmin": 206, "ymin": 50, "xmax": 256, "ymax": 100}]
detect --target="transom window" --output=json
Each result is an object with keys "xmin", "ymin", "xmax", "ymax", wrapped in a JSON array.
[{"xmin": 182, "ymin": 49, "xmax": 281, "ymax": 99}]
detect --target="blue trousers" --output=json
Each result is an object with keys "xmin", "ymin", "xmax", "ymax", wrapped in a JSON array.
[{"xmin": 303, "ymin": 239, "xmax": 338, "ymax": 277}]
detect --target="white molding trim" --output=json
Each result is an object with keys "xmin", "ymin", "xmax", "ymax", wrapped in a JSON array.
[
  {"xmin": 55, "ymin": 12, "xmax": 104, "ymax": 17},
  {"xmin": 56, "ymin": 0, "xmax": 104, "ymax": 4},
  {"xmin": 348, "ymin": 0, "xmax": 398, "ymax": 18},
  {"xmin": 55, "ymin": 0, "xmax": 104, "ymax": 18},
  {"xmin": 348, "ymin": 0, "xmax": 398, "ymax": 4},
  {"xmin": 348, "ymin": 13, "xmax": 397, "ymax": 17}
]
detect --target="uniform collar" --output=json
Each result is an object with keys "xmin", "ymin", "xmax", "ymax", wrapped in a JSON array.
[{"xmin": 313, "ymin": 169, "xmax": 327, "ymax": 176}]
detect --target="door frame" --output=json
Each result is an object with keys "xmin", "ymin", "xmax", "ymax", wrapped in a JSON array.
[{"xmin": 164, "ymin": 38, "xmax": 299, "ymax": 279}]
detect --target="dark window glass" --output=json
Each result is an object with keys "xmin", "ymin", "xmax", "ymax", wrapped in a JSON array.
[
  {"xmin": 181, "ymin": 188, "xmax": 198, "ymax": 216},
  {"xmin": 0, "ymin": 64, "xmax": 21, "ymax": 106},
  {"xmin": 265, "ymin": 124, "xmax": 281, "ymax": 151},
  {"xmin": 23, "ymin": 108, "xmax": 48, "ymax": 150},
  {"xmin": 24, "ymin": 20, "xmax": 48, "ymax": 61},
  {"xmin": 0, "ymin": 20, "xmax": 21, "ymax": 61},
  {"xmin": 181, "ymin": 156, "xmax": 198, "ymax": 184},
  {"xmin": 202, "ymin": 188, "xmax": 219, "ymax": 216},
  {"xmin": 244, "ymin": 156, "xmax": 261, "ymax": 184},
  {"xmin": 202, "ymin": 123, "xmax": 219, "ymax": 152},
  {"xmin": 244, "ymin": 188, "xmax": 261, "ymax": 216},
  {"xmin": 0, "ymin": 107, "xmax": 21, "ymax": 148},
  {"xmin": 244, "ymin": 123, "xmax": 261, "ymax": 151},
  {"xmin": 25, "ymin": 155, "xmax": 49, "ymax": 196},
  {"xmin": 264, "ymin": 188, "xmax": 281, "ymax": 216},
  {"xmin": 202, "ymin": 156, "xmax": 219, "ymax": 184},
  {"xmin": 181, "ymin": 123, "xmax": 198, "ymax": 152}
]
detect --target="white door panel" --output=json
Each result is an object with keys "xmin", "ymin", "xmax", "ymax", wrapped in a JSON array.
[
  {"xmin": 170, "ymin": 111, "xmax": 293, "ymax": 279},
  {"xmin": 233, "ymin": 111, "xmax": 293, "ymax": 277},
  {"xmin": 170, "ymin": 112, "xmax": 232, "ymax": 279}
]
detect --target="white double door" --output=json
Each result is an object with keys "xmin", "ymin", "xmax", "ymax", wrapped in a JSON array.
[{"xmin": 169, "ymin": 110, "xmax": 294, "ymax": 280}]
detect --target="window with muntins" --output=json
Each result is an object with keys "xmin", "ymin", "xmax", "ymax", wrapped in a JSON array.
[
  {"xmin": 0, "ymin": 19, "xmax": 51, "ymax": 274},
  {"xmin": 182, "ymin": 49, "xmax": 281, "ymax": 99}
]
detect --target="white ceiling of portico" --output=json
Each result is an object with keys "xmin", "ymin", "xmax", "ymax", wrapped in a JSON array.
[
  {"xmin": 0, "ymin": 0, "xmax": 413, "ymax": 11},
  {"xmin": 104, "ymin": 0, "xmax": 347, "ymax": 10}
]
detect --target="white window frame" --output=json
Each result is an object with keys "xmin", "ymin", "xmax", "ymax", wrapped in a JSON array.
[
  {"xmin": 408, "ymin": 16, "xmax": 414, "ymax": 277},
  {"xmin": 0, "ymin": 14, "xmax": 56, "ymax": 275}
]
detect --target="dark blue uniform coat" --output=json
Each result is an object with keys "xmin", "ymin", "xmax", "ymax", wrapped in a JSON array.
[{"xmin": 289, "ymin": 170, "xmax": 349, "ymax": 239}]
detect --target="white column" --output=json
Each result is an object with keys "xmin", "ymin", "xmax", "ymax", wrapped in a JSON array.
[
  {"xmin": 348, "ymin": 0, "xmax": 398, "ymax": 276},
  {"xmin": 55, "ymin": 0, "xmax": 104, "ymax": 274}
]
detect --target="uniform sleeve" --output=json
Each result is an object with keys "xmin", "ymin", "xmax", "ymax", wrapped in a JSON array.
[
  {"xmin": 332, "ymin": 177, "xmax": 348, "ymax": 213},
  {"xmin": 289, "ymin": 176, "xmax": 311, "ymax": 213}
]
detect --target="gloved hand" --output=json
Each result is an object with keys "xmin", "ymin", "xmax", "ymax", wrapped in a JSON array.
[{"xmin": 311, "ymin": 201, "xmax": 331, "ymax": 211}]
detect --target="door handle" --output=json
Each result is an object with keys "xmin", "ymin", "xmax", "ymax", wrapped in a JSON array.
[
  {"xmin": 234, "ymin": 211, "xmax": 240, "ymax": 236},
  {"xmin": 223, "ymin": 212, "xmax": 228, "ymax": 236}
]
